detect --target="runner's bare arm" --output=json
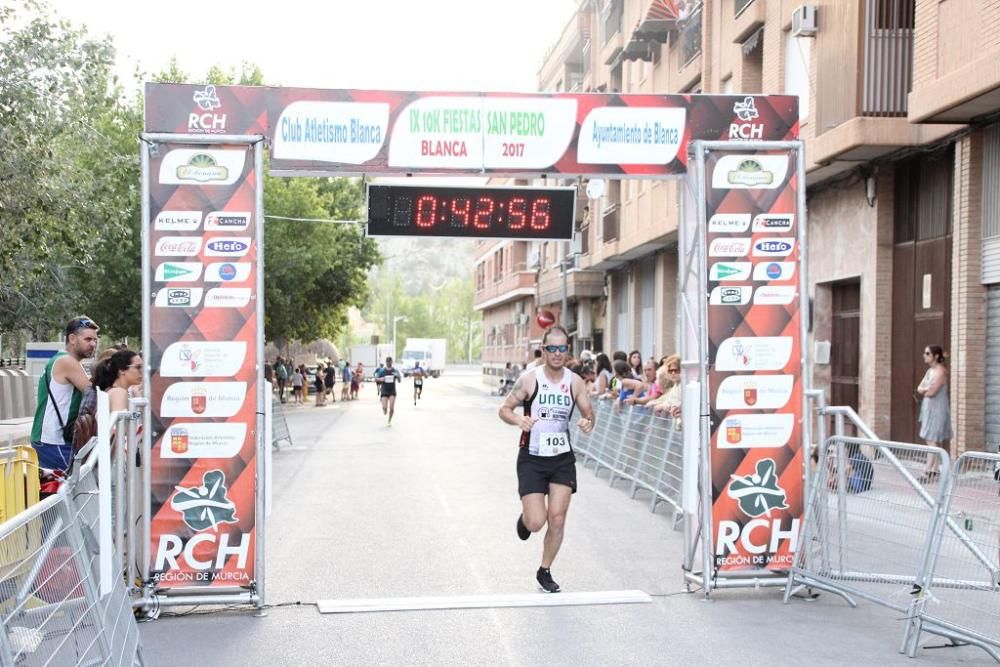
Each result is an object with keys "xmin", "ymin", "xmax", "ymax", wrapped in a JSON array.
[
  {"xmin": 498, "ymin": 372, "xmax": 536, "ymax": 432},
  {"xmin": 572, "ymin": 374, "xmax": 595, "ymax": 434}
]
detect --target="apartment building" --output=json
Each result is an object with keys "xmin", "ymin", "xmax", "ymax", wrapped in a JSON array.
[{"xmin": 474, "ymin": 0, "xmax": 1000, "ymax": 455}]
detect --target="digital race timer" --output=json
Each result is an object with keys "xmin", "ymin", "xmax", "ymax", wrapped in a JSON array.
[{"xmin": 366, "ymin": 184, "xmax": 576, "ymax": 239}]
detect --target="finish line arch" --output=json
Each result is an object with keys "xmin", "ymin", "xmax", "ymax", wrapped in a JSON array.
[{"xmin": 138, "ymin": 83, "xmax": 804, "ymax": 610}]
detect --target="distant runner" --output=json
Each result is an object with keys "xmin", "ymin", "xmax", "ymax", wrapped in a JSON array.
[
  {"xmin": 373, "ymin": 356, "xmax": 403, "ymax": 425},
  {"xmin": 411, "ymin": 362, "xmax": 425, "ymax": 405},
  {"xmin": 498, "ymin": 325, "xmax": 594, "ymax": 593}
]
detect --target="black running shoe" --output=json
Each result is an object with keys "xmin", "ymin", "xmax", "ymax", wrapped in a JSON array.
[
  {"xmin": 516, "ymin": 515, "xmax": 530, "ymax": 541},
  {"xmin": 536, "ymin": 567, "xmax": 560, "ymax": 593}
]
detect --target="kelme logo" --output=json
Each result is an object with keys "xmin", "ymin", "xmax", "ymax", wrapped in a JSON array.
[
  {"xmin": 727, "ymin": 458, "xmax": 789, "ymax": 518},
  {"xmin": 170, "ymin": 469, "xmax": 238, "ymax": 531}
]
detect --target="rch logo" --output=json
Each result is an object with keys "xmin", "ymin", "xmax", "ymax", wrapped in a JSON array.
[
  {"xmin": 730, "ymin": 96, "xmax": 764, "ymax": 140},
  {"xmin": 727, "ymin": 458, "xmax": 789, "ymax": 518},
  {"xmin": 170, "ymin": 469, "xmax": 238, "ymax": 531},
  {"xmin": 189, "ymin": 85, "xmax": 226, "ymax": 132}
]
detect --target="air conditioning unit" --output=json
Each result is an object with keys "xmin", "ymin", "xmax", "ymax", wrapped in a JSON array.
[{"xmin": 792, "ymin": 5, "xmax": 818, "ymax": 37}]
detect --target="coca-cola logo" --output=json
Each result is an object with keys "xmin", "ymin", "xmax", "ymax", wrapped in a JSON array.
[
  {"xmin": 709, "ymin": 238, "xmax": 750, "ymax": 257},
  {"xmin": 155, "ymin": 237, "xmax": 202, "ymax": 257}
]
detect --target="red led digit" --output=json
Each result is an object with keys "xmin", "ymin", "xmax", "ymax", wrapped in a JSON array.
[
  {"xmin": 474, "ymin": 196, "xmax": 494, "ymax": 229},
  {"xmin": 530, "ymin": 197, "xmax": 551, "ymax": 230},
  {"xmin": 416, "ymin": 195, "xmax": 437, "ymax": 228},
  {"xmin": 451, "ymin": 198, "xmax": 471, "ymax": 227},
  {"xmin": 508, "ymin": 197, "xmax": 527, "ymax": 229}
]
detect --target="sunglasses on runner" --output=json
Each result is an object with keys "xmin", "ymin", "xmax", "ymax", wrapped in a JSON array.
[{"xmin": 544, "ymin": 344, "xmax": 569, "ymax": 354}]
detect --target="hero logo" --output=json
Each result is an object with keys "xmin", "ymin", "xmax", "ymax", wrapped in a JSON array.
[
  {"xmin": 189, "ymin": 85, "xmax": 227, "ymax": 133},
  {"xmin": 204, "ymin": 237, "xmax": 251, "ymax": 257},
  {"xmin": 709, "ymin": 238, "xmax": 751, "ymax": 257},
  {"xmin": 155, "ymin": 469, "xmax": 249, "ymax": 571},
  {"xmin": 753, "ymin": 238, "xmax": 795, "ymax": 257},
  {"xmin": 729, "ymin": 96, "xmax": 764, "ymax": 140},
  {"xmin": 155, "ymin": 237, "xmax": 202, "ymax": 257}
]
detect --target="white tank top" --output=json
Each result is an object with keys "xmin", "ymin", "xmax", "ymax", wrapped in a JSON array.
[
  {"xmin": 521, "ymin": 367, "xmax": 576, "ymax": 457},
  {"xmin": 42, "ymin": 377, "xmax": 75, "ymax": 444}
]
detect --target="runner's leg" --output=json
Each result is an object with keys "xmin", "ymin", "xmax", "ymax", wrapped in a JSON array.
[
  {"xmin": 388, "ymin": 394, "xmax": 396, "ymax": 422},
  {"xmin": 541, "ymin": 483, "xmax": 572, "ymax": 569},
  {"xmin": 520, "ymin": 493, "xmax": 547, "ymax": 533},
  {"xmin": 381, "ymin": 394, "xmax": 388, "ymax": 415}
]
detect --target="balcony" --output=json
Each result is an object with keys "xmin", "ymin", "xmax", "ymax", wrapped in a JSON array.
[
  {"xmin": 473, "ymin": 263, "xmax": 537, "ymax": 311},
  {"xmin": 537, "ymin": 267, "xmax": 606, "ymax": 308},
  {"xmin": 732, "ymin": 0, "xmax": 765, "ymax": 44}
]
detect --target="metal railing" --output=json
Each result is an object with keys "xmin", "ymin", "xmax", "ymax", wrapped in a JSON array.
[
  {"xmin": 680, "ymin": 4, "xmax": 703, "ymax": 67},
  {"xmin": 0, "ymin": 435, "xmax": 146, "ymax": 665},
  {"xmin": 786, "ymin": 402, "xmax": 1000, "ymax": 663},
  {"xmin": 862, "ymin": 0, "xmax": 913, "ymax": 116},
  {"xmin": 571, "ymin": 399, "xmax": 683, "ymax": 519}
]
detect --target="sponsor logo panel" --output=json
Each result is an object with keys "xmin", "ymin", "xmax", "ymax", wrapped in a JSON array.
[
  {"xmin": 711, "ymin": 155, "xmax": 789, "ymax": 190},
  {"xmin": 726, "ymin": 459, "xmax": 789, "ymax": 517},
  {"xmin": 709, "ymin": 286, "xmax": 753, "ymax": 306},
  {"xmin": 159, "ymin": 341, "xmax": 247, "ymax": 377},
  {"xmin": 154, "ymin": 211, "xmax": 202, "ymax": 231},
  {"xmin": 155, "ymin": 262, "xmax": 203, "ymax": 282},
  {"xmin": 204, "ymin": 211, "xmax": 251, "ymax": 231},
  {"xmin": 154, "ymin": 287, "xmax": 204, "ymax": 308},
  {"xmin": 204, "ymin": 237, "xmax": 251, "ymax": 257},
  {"xmin": 708, "ymin": 213, "xmax": 751, "ymax": 233},
  {"xmin": 205, "ymin": 288, "xmax": 253, "ymax": 308},
  {"xmin": 160, "ymin": 422, "xmax": 247, "ymax": 459},
  {"xmin": 753, "ymin": 286, "xmax": 797, "ymax": 305},
  {"xmin": 709, "ymin": 262, "xmax": 752, "ymax": 282},
  {"xmin": 752, "ymin": 213, "xmax": 794, "ymax": 232},
  {"xmin": 752, "ymin": 238, "xmax": 795, "ymax": 257},
  {"xmin": 188, "ymin": 85, "xmax": 227, "ymax": 134},
  {"xmin": 718, "ymin": 413, "xmax": 795, "ymax": 449},
  {"xmin": 715, "ymin": 374, "xmax": 794, "ymax": 409},
  {"xmin": 204, "ymin": 262, "xmax": 253, "ymax": 283},
  {"xmin": 160, "ymin": 381, "xmax": 248, "ymax": 418},
  {"xmin": 155, "ymin": 237, "xmax": 202, "ymax": 257},
  {"xmin": 158, "ymin": 149, "xmax": 246, "ymax": 186},
  {"xmin": 716, "ymin": 336, "xmax": 793, "ymax": 371},
  {"xmin": 709, "ymin": 238, "xmax": 751, "ymax": 257},
  {"xmin": 715, "ymin": 518, "xmax": 801, "ymax": 568},
  {"xmin": 753, "ymin": 262, "xmax": 796, "ymax": 281}
]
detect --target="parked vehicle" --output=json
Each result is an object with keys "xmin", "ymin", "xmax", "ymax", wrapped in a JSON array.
[
  {"xmin": 350, "ymin": 344, "xmax": 394, "ymax": 380},
  {"xmin": 400, "ymin": 338, "xmax": 447, "ymax": 378}
]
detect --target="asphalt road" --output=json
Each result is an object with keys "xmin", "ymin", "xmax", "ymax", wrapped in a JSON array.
[{"xmin": 139, "ymin": 367, "xmax": 988, "ymax": 665}]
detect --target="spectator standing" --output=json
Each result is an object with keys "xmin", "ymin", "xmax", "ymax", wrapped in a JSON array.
[
  {"xmin": 291, "ymin": 367, "xmax": 304, "ymax": 404},
  {"xmin": 342, "ymin": 360, "xmax": 352, "ymax": 401},
  {"xmin": 592, "ymin": 353, "xmax": 613, "ymax": 396},
  {"xmin": 31, "ymin": 316, "xmax": 100, "ymax": 471},
  {"xmin": 916, "ymin": 345, "xmax": 952, "ymax": 483},
  {"xmin": 628, "ymin": 350, "xmax": 643, "ymax": 379},
  {"xmin": 314, "ymin": 363, "xmax": 327, "ymax": 407},
  {"xmin": 324, "ymin": 362, "xmax": 336, "ymax": 402},
  {"xmin": 276, "ymin": 358, "xmax": 289, "ymax": 403}
]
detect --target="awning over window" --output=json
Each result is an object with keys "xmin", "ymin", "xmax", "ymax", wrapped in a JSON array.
[{"xmin": 632, "ymin": 0, "xmax": 685, "ymax": 43}]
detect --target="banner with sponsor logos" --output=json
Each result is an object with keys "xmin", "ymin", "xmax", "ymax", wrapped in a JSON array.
[
  {"xmin": 145, "ymin": 83, "xmax": 798, "ymax": 177},
  {"xmin": 146, "ymin": 141, "xmax": 261, "ymax": 590},
  {"xmin": 704, "ymin": 148, "xmax": 803, "ymax": 572}
]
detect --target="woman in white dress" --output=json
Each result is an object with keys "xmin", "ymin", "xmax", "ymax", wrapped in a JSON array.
[{"xmin": 916, "ymin": 344, "xmax": 952, "ymax": 483}]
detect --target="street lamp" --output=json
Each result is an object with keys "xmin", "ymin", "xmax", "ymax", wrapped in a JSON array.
[{"xmin": 392, "ymin": 316, "xmax": 407, "ymax": 358}]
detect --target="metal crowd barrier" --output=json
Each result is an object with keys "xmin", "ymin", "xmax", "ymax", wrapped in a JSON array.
[
  {"xmin": 786, "ymin": 402, "xmax": 1000, "ymax": 663},
  {"xmin": 0, "ymin": 399, "xmax": 148, "ymax": 666},
  {"xmin": 271, "ymin": 396, "xmax": 292, "ymax": 449},
  {"xmin": 0, "ymin": 439, "xmax": 145, "ymax": 665},
  {"xmin": 571, "ymin": 399, "xmax": 683, "ymax": 518},
  {"xmin": 907, "ymin": 451, "xmax": 1000, "ymax": 660}
]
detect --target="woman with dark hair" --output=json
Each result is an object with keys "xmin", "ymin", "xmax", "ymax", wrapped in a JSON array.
[
  {"xmin": 592, "ymin": 353, "xmax": 613, "ymax": 396},
  {"xmin": 92, "ymin": 349, "xmax": 144, "ymax": 413},
  {"xmin": 916, "ymin": 344, "xmax": 952, "ymax": 483},
  {"xmin": 628, "ymin": 350, "xmax": 643, "ymax": 379}
]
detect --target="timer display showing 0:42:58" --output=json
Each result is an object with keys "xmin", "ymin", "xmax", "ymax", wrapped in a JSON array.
[{"xmin": 366, "ymin": 184, "xmax": 576, "ymax": 239}]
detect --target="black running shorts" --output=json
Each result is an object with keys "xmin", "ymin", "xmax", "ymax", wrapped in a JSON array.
[
  {"xmin": 516, "ymin": 449, "xmax": 577, "ymax": 497},
  {"xmin": 380, "ymin": 387, "xmax": 397, "ymax": 397}
]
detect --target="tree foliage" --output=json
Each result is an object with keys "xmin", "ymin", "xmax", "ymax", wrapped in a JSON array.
[{"xmin": 0, "ymin": 0, "xmax": 380, "ymax": 350}]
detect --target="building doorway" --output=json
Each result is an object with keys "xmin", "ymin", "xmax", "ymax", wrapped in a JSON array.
[
  {"xmin": 830, "ymin": 280, "xmax": 861, "ymax": 416},
  {"xmin": 890, "ymin": 150, "xmax": 953, "ymax": 443}
]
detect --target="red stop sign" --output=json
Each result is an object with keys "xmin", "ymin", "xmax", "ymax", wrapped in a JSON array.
[{"xmin": 536, "ymin": 310, "xmax": 556, "ymax": 328}]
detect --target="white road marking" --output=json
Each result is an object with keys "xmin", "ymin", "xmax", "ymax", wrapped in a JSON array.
[{"xmin": 316, "ymin": 590, "xmax": 651, "ymax": 613}]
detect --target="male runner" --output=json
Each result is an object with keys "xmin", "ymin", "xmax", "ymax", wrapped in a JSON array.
[
  {"xmin": 373, "ymin": 356, "xmax": 403, "ymax": 425},
  {"xmin": 498, "ymin": 325, "xmax": 594, "ymax": 593},
  {"xmin": 411, "ymin": 362, "xmax": 425, "ymax": 405}
]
